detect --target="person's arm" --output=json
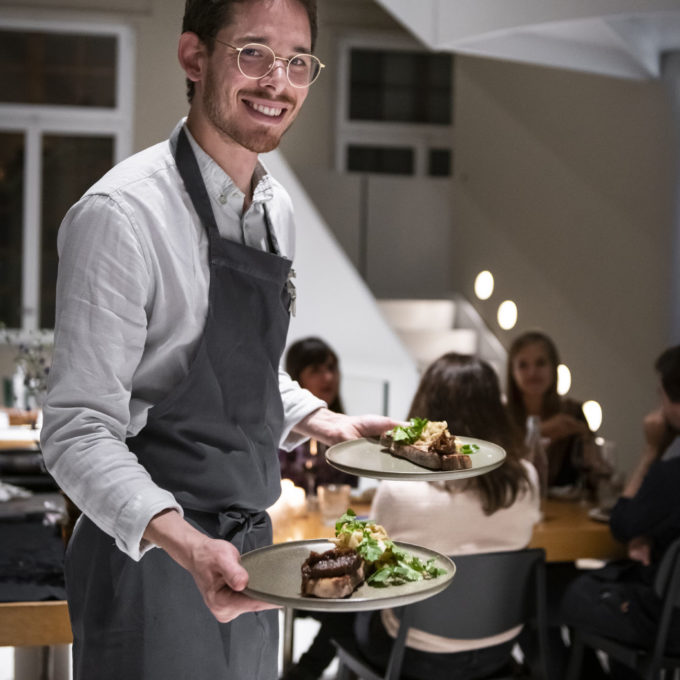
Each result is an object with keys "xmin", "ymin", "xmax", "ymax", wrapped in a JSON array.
[
  {"xmin": 609, "ymin": 409, "xmax": 676, "ymax": 546},
  {"xmin": 41, "ymin": 194, "xmax": 182, "ymax": 560},
  {"xmin": 540, "ymin": 413, "xmax": 590, "ymax": 441},
  {"xmin": 620, "ymin": 409, "xmax": 672, "ymax": 498},
  {"xmin": 292, "ymin": 407, "xmax": 400, "ymax": 445},
  {"xmin": 143, "ymin": 510, "xmax": 279, "ymax": 621}
]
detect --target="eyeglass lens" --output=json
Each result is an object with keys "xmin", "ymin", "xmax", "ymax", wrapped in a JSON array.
[{"xmin": 238, "ymin": 43, "xmax": 321, "ymax": 86}]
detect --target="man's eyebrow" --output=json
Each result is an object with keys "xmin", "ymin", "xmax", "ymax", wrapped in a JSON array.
[{"xmin": 236, "ymin": 35, "xmax": 312, "ymax": 53}]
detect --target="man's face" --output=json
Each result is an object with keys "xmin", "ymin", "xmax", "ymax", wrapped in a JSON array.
[
  {"xmin": 660, "ymin": 384, "xmax": 680, "ymax": 431},
  {"xmin": 200, "ymin": 0, "xmax": 311, "ymax": 153}
]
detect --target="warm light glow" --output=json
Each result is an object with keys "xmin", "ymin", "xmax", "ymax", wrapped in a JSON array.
[
  {"xmin": 474, "ymin": 270, "xmax": 494, "ymax": 300},
  {"xmin": 497, "ymin": 300, "xmax": 517, "ymax": 330},
  {"xmin": 557, "ymin": 364, "xmax": 571, "ymax": 395},
  {"xmin": 583, "ymin": 400, "xmax": 603, "ymax": 432}
]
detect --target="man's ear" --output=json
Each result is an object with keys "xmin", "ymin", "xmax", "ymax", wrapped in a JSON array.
[{"xmin": 178, "ymin": 31, "xmax": 205, "ymax": 85}]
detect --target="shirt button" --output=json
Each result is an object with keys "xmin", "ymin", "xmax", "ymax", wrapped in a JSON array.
[{"xmin": 218, "ymin": 193, "xmax": 227, "ymax": 204}]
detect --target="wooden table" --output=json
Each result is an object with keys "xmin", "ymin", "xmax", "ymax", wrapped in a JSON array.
[{"xmin": 528, "ymin": 498, "xmax": 625, "ymax": 563}]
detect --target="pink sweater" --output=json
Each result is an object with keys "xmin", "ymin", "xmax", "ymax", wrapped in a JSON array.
[{"xmin": 372, "ymin": 461, "xmax": 541, "ymax": 652}]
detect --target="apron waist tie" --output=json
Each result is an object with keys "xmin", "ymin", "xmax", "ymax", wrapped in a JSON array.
[{"xmin": 184, "ymin": 507, "xmax": 270, "ymax": 553}]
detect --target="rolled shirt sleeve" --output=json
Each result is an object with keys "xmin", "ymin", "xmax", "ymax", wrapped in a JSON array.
[{"xmin": 278, "ymin": 369, "xmax": 326, "ymax": 450}]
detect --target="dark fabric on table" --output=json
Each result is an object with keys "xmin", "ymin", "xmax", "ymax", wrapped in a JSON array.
[{"xmin": 0, "ymin": 519, "xmax": 66, "ymax": 601}]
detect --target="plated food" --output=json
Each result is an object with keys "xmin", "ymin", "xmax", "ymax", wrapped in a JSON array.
[
  {"xmin": 301, "ymin": 509, "xmax": 446, "ymax": 599},
  {"xmin": 381, "ymin": 418, "xmax": 479, "ymax": 471}
]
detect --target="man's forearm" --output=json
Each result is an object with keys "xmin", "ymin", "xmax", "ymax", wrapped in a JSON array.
[{"xmin": 621, "ymin": 444, "xmax": 657, "ymax": 498}]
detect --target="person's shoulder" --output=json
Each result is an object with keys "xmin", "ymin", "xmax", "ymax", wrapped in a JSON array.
[{"xmin": 85, "ymin": 138, "xmax": 177, "ymax": 201}]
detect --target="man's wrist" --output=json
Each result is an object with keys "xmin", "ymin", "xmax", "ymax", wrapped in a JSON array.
[{"xmin": 143, "ymin": 508, "xmax": 206, "ymax": 570}]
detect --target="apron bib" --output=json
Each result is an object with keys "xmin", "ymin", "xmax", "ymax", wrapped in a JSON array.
[{"xmin": 66, "ymin": 127, "xmax": 292, "ymax": 680}]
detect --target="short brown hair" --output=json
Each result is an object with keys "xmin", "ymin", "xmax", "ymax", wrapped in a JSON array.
[{"xmin": 182, "ymin": 0, "xmax": 318, "ymax": 102}]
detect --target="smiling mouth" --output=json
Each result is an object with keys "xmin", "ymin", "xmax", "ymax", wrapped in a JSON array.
[{"xmin": 244, "ymin": 100, "xmax": 286, "ymax": 118}]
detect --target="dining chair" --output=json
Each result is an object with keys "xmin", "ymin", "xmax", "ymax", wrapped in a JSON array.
[
  {"xmin": 333, "ymin": 548, "xmax": 548, "ymax": 680},
  {"xmin": 565, "ymin": 535, "xmax": 680, "ymax": 680}
]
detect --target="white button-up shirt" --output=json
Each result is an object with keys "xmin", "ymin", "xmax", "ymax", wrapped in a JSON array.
[{"xmin": 41, "ymin": 121, "xmax": 324, "ymax": 560}]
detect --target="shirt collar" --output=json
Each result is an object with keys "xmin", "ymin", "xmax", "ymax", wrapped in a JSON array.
[{"xmin": 170, "ymin": 120, "xmax": 274, "ymax": 205}]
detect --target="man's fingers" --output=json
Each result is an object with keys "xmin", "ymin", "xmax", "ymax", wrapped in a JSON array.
[{"xmin": 207, "ymin": 588, "xmax": 281, "ymax": 623}]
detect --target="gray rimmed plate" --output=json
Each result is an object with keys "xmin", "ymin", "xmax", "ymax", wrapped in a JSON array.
[
  {"xmin": 242, "ymin": 539, "xmax": 455, "ymax": 612},
  {"xmin": 325, "ymin": 436, "xmax": 506, "ymax": 481}
]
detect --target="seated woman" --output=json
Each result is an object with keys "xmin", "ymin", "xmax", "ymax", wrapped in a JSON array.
[
  {"xmin": 278, "ymin": 337, "xmax": 356, "ymax": 493},
  {"xmin": 353, "ymin": 353, "xmax": 541, "ymax": 680},
  {"xmin": 506, "ymin": 330, "xmax": 591, "ymax": 488}
]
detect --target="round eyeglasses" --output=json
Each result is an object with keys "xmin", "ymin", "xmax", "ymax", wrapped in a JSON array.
[{"xmin": 215, "ymin": 39, "xmax": 325, "ymax": 88}]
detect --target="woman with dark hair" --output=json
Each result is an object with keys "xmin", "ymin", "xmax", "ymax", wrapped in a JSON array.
[
  {"xmin": 506, "ymin": 330, "xmax": 591, "ymax": 487},
  {"xmin": 351, "ymin": 353, "xmax": 540, "ymax": 680},
  {"xmin": 278, "ymin": 337, "xmax": 356, "ymax": 493},
  {"xmin": 285, "ymin": 337, "xmax": 344, "ymax": 413}
]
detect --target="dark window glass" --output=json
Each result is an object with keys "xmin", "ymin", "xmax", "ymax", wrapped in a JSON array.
[
  {"xmin": 0, "ymin": 30, "xmax": 117, "ymax": 107},
  {"xmin": 349, "ymin": 48, "xmax": 452, "ymax": 124},
  {"xmin": 0, "ymin": 133, "xmax": 25, "ymax": 328},
  {"xmin": 40, "ymin": 135, "xmax": 114, "ymax": 327},
  {"xmin": 347, "ymin": 145, "xmax": 414, "ymax": 175},
  {"xmin": 428, "ymin": 148, "xmax": 451, "ymax": 177}
]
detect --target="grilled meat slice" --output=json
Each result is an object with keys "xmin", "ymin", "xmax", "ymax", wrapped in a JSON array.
[{"xmin": 301, "ymin": 548, "xmax": 366, "ymax": 598}]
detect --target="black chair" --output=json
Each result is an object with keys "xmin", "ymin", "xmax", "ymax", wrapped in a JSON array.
[
  {"xmin": 565, "ymin": 536, "xmax": 680, "ymax": 680},
  {"xmin": 333, "ymin": 548, "xmax": 548, "ymax": 680}
]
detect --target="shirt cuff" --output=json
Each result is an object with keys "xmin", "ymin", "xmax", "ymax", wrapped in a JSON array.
[{"xmin": 114, "ymin": 489, "xmax": 183, "ymax": 561}]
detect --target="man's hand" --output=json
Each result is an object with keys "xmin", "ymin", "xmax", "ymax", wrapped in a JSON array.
[
  {"xmin": 144, "ymin": 510, "xmax": 279, "ymax": 622},
  {"xmin": 643, "ymin": 408, "xmax": 675, "ymax": 455},
  {"xmin": 294, "ymin": 407, "xmax": 403, "ymax": 446},
  {"xmin": 627, "ymin": 536, "xmax": 652, "ymax": 566}
]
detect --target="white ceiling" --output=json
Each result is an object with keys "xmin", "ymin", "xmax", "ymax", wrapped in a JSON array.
[{"xmin": 374, "ymin": 0, "xmax": 680, "ymax": 79}]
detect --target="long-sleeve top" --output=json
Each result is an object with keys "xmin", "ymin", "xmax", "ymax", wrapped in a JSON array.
[
  {"xmin": 610, "ymin": 453, "xmax": 680, "ymax": 564},
  {"xmin": 41, "ymin": 120, "xmax": 324, "ymax": 561},
  {"xmin": 371, "ymin": 461, "xmax": 541, "ymax": 653}
]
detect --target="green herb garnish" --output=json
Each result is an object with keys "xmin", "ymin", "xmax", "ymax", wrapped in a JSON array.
[
  {"xmin": 459, "ymin": 443, "xmax": 480, "ymax": 455},
  {"xmin": 334, "ymin": 508, "xmax": 446, "ymax": 588},
  {"xmin": 390, "ymin": 417, "xmax": 429, "ymax": 445}
]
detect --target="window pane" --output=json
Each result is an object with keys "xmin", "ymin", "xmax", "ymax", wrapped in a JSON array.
[
  {"xmin": 0, "ymin": 133, "xmax": 25, "ymax": 328},
  {"xmin": 347, "ymin": 145, "xmax": 414, "ymax": 175},
  {"xmin": 0, "ymin": 30, "xmax": 117, "ymax": 107},
  {"xmin": 349, "ymin": 49, "xmax": 452, "ymax": 124},
  {"xmin": 428, "ymin": 148, "xmax": 451, "ymax": 177},
  {"xmin": 40, "ymin": 135, "xmax": 114, "ymax": 327}
]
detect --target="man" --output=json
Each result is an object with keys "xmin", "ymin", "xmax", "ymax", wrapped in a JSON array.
[
  {"xmin": 41, "ymin": 1, "xmax": 395, "ymax": 678},
  {"xmin": 561, "ymin": 345, "xmax": 680, "ymax": 678}
]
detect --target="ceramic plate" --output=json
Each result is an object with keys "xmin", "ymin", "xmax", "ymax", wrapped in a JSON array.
[
  {"xmin": 325, "ymin": 437, "xmax": 506, "ymax": 481},
  {"xmin": 242, "ymin": 539, "xmax": 455, "ymax": 612}
]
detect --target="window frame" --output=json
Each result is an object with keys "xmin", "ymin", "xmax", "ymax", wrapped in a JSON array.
[
  {"xmin": 0, "ymin": 16, "xmax": 135, "ymax": 331},
  {"xmin": 335, "ymin": 30, "xmax": 454, "ymax": 177}
]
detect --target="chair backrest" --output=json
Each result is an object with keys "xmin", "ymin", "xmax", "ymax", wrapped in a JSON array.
[
  {"xmin": 654, "ymin": 535, "xmax": 680, "ymax": 606},
  {"xmin": 393, "ymin": 548, "xmax": 546, "ymax": 638}
]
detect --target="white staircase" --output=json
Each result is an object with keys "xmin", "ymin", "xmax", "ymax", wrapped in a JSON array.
[{"xmin": 377, "ymin": 296, "xmax": 509, "ymax": 388}]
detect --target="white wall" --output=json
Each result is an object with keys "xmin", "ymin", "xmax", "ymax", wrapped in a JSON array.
[{"xmin": 262, "ymin": 151, "xmax": 420, "ymax": 420}]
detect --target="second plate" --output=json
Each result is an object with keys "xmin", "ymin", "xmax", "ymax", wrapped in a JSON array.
[{"xmin": 325, "ymin": 436, "xmax": 506, "ymax": 481}]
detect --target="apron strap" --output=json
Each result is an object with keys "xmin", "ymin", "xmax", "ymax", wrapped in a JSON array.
[{"xmin": 175, "ymin": 127, "xmax": 221, "ymax": 239}]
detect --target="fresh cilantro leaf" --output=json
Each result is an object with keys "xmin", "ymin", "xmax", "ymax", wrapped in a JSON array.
[
  {"xmin": 390, "ymin": 417, "xmax": 429, "ymax": 445},
  {"xmin": 459, "ymin": 443, "xmax": 480, "ymax": 455},
  {"xmin": 357, "ymin": 535, "xmax": 384, "ymax": 563}
]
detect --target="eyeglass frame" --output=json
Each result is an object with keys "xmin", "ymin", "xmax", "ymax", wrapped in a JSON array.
[{"xmin": 213, "ymin": 38, "xmax": 325, "ymax": 88}]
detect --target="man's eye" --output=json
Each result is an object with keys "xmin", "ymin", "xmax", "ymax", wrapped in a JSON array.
[
  {"xmin": 289, "ymin": 55, "xmax": 309, "ymax": 69},
  {"xmin": 242, "ymin": 47, "xmax": 264, "ymax": 59}
]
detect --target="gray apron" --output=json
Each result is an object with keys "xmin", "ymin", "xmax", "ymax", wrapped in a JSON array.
[{"xmin": 65, "ymin": 127, "xmax": 293, "ymax": 680}]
